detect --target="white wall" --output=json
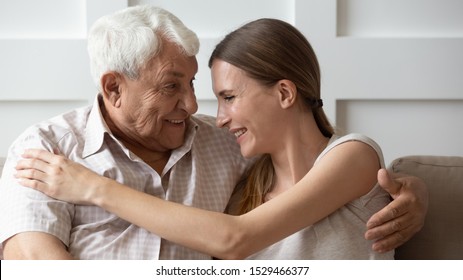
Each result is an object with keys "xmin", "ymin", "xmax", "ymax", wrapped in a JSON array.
[
  {"xmin": 1, "ymin": 0, "xmax": 462, "ymax": 165},
  {"xmin": 0, "ymin": 0, "xmax": 127, "ymax": 157},
  {"xmin": 297, "ymin": 0, "xmax": 463, "ymax": 164}
]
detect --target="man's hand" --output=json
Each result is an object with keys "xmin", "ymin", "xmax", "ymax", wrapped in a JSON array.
[{"xmin": 365, "ymin": 169, "xmax": 428, "ymax": 252}]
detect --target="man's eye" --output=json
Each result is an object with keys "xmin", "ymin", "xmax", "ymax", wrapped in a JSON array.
[{"xmin": 165, "ymin": 83, "xmax": 177, "ymax": 89}]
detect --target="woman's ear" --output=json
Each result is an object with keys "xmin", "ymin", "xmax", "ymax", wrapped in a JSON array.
[
  {"xmin": 101, "ymin": 72, "xmax": 123, "ymax": 108},
  {"xmin": 277, "ymin": 79, "xmax": 297, "ymax": 109}
]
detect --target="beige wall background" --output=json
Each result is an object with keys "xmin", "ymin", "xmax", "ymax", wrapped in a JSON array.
[{"xmin": 1, "ymin": 0, "xmax": 462, "ymax": 164}]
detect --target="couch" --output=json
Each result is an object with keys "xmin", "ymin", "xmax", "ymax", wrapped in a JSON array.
[
  {"xmin": 390, "ymin": 155, "xmax": 463, "ymax": 260},
  {"xmin": 1, "ymin": 155, "xmax": 462, "ymax": 259}
]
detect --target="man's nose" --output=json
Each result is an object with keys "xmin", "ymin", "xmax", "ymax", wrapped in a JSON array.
[{"xmin": 180, "ymin": 87, "xmax": 198, "ymax": 114}]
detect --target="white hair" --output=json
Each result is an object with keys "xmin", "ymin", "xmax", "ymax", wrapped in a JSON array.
[{"xmin": 87, "ymin": 5, "xmax": 200, "ymax": 91}]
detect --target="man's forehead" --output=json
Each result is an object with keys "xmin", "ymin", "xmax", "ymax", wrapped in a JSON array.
[
  {"xmin": 148, "ymin": 55, "xmax": 198, "ymax": 77},
  {"xmin": 164, "ymin": 70, "xmax": 188, "ymax": 78}
]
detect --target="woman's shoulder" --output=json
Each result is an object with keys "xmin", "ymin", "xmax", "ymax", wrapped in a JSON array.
[
  {"xmin": 328, "ymin": 133, "xmax": 379, "ymax": 148},
  {"xmin": 318, "ymin": 133, "xmax": 385, "ymax": 168}
]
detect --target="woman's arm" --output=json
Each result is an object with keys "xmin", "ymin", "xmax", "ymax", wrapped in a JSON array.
[{"xmin": 15, "ymin": 143, "xmax": 381, "ymax": 259}]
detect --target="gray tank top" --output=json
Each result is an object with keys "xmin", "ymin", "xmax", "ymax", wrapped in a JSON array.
[{"xmin": 246, "ymin": 133, "xmax": 394, "ymax": 260}]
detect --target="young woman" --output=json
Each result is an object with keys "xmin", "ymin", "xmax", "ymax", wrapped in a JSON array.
[{"xmin": 16, "ymin": 19, "xmax": 407, "ymax": 259}]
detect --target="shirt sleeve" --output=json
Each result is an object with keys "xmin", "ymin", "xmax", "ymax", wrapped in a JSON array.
[{"xmin": 0, "ymin": 126, "xmax": 75, "ymax": 258}]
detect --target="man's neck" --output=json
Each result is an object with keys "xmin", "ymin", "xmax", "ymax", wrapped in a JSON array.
[
  {"xmin": 99, "ymin": 97, "xmax": 171, "ymax": 174},
  {"xmin": 123, "ymin": 140, "xmax": 171, "ymax": 174}
]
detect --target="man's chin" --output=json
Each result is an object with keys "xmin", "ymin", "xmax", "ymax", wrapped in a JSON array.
[{"xmin": 165, "ymin": 136, "xmax": 186, "ymax": 150}]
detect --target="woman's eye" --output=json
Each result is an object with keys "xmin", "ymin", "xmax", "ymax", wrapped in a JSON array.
[{"xmin": 224, "ymin": 96, "xmax": 235, "ymax": 102}]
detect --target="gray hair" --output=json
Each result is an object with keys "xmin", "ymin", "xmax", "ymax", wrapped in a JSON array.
[{"xmin": 87, "ymin": 5, "xmax": 200, "ymax": 90}]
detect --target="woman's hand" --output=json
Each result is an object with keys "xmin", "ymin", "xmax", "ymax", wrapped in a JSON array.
[
  {"xmin": 15, "ymin": 149, "xmax": 103, "ymax": 205},
  {"xmin": 365, "ymin": 169, "xmax": 428, "ymax": 252}
]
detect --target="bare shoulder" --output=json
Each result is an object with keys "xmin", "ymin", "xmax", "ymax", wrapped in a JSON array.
[
  {"xmin": 312, "ymin": 138, "xmax": 381, "ymax": 197},
  {"xmin": 321, "ymin": 139, "xmax": 381, "ymax": 168}
]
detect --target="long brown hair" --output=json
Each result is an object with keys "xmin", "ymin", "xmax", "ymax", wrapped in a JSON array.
[{"xmin": 209, "ymin": 19, "xmax": 334, "ymax": 214}]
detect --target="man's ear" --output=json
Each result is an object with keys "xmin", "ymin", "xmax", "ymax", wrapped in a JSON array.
[
  {"xmin": 101, "ymin": 72, "xmax": 123, "ymax": 108},
  {"xmin": 277, "ymin": 79, "xmax": 297, "ymax": 109}
]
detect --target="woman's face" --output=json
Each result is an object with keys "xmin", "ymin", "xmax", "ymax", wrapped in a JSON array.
[{"xmin": 211, "ymin": 60, "xmax": 284, "ymax": 158}]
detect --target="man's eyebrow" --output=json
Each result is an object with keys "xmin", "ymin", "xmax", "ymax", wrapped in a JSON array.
[{"xmin": 165, "ymin": 71, "xmax": 185, "ymax": 78}]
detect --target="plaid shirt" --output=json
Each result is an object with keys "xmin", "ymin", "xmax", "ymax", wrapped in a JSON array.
[{"xmin": 0, "ymin": 95, "xmax": 250, "ymax": 259}]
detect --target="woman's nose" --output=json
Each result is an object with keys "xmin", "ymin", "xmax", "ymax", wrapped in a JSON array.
[{"xmin": 215, "ymin": 106, "xmax": 230, "ymax": 128}]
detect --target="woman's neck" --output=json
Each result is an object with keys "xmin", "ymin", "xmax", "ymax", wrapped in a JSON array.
[{"xmin": 268, "ymin": 114, "xmax": 329, "ymax": 198}]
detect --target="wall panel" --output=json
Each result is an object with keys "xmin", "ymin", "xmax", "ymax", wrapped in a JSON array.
[
  {"xmin": 0, "ymin": 0, "xmax": 87, "ymax": 39},
  {"xmin": 337, "ymin": 0, "xmax": 463, "ymax": 37},
  {"xmin": 0, "ymin": 0, "xmax": 104, "ymax": 156},
  {"xmin": 296, "ymin": 0, "xmax": 463, "ymax": 164},
  {"xmin": 336, "ymin": 99, "xmax": 463, "ymax": 165}
]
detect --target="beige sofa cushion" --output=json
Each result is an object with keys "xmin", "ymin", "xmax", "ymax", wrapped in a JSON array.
[{"xmin": 390, "ymin": 155, "xmax": 463, "ymax": 260}]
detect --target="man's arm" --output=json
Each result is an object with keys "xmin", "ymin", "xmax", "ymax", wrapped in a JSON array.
[
  {"xmin": 3, "ymin": 232, "xmax": 73, "ymax": 259},
  {"xmin": 365, "ymin": 169, "xmax": 429, "ymax": 252}
]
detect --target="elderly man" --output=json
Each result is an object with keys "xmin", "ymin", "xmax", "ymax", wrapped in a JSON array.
[{"xmin": 0, "ymin": 5, "xmax": 426, "ymax": 259}]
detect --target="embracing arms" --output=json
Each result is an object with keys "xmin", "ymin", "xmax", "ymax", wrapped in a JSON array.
[{"xmin": 15, "ymin": 143, "xmax": 428, "ymax": 259}]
